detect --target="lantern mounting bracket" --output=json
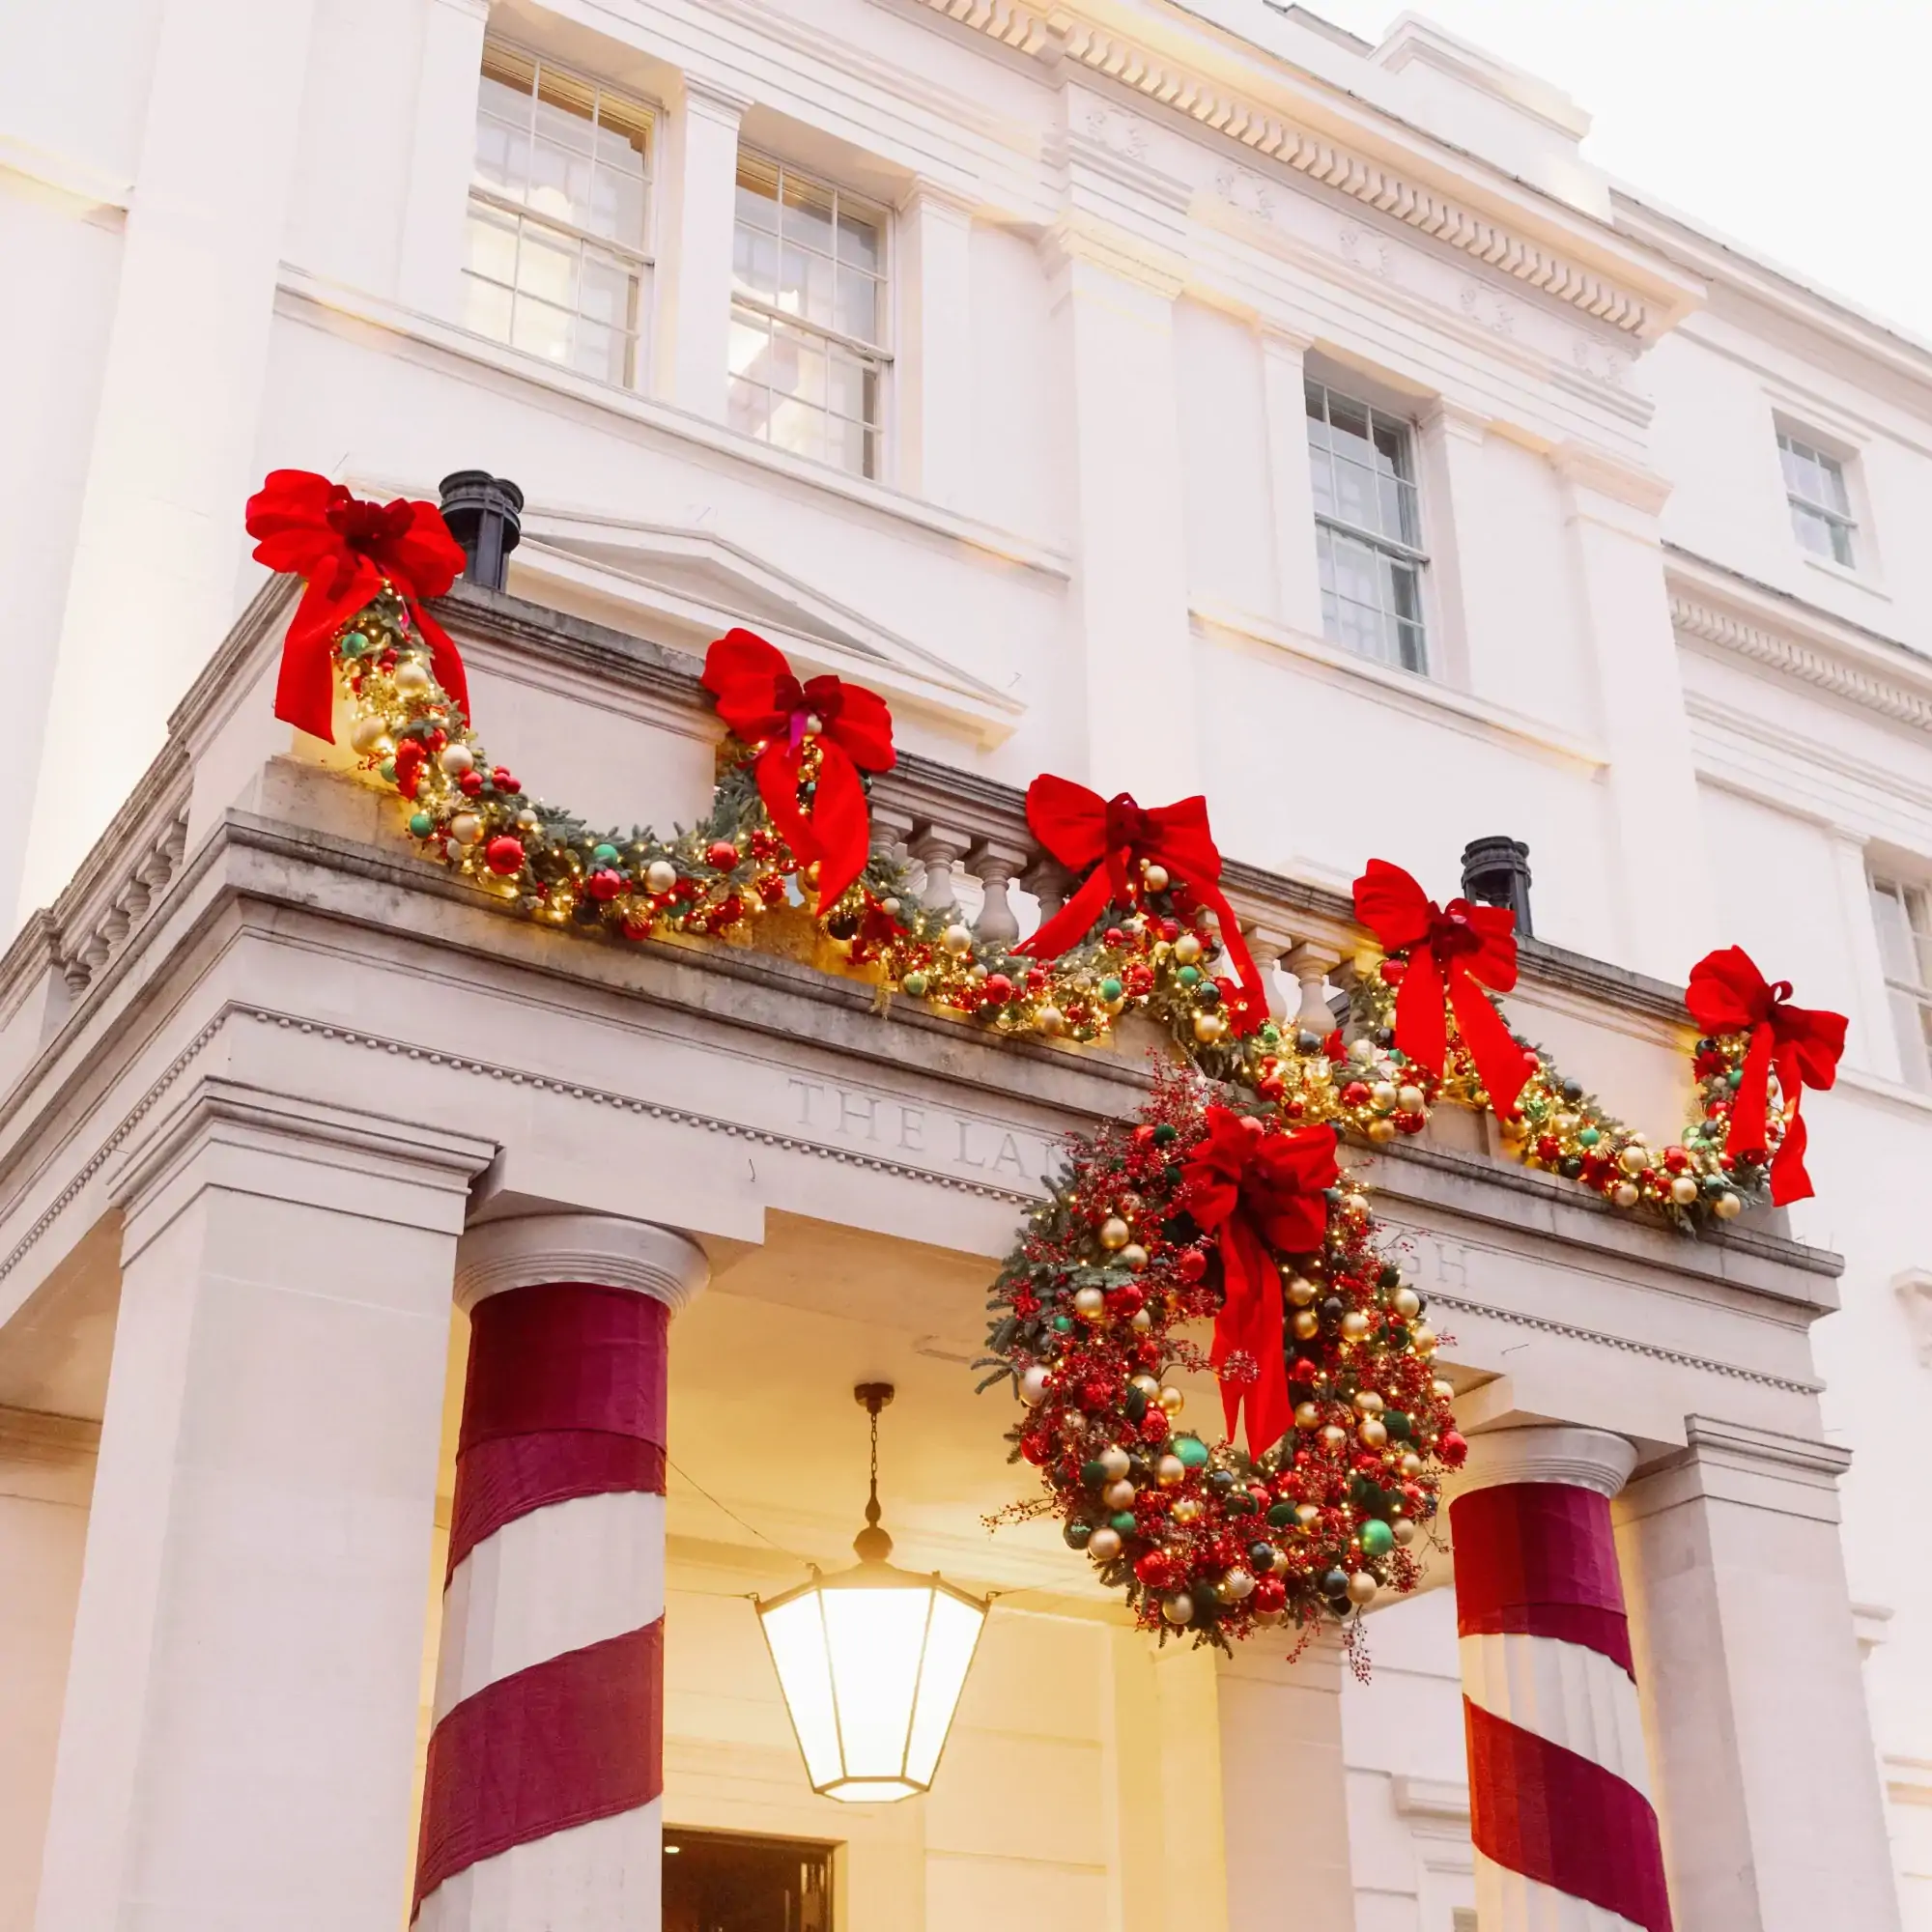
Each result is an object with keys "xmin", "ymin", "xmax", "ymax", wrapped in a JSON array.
[{"xmin": 853, "ymin": 1382, "xmax": 896, "ymax": 1563}]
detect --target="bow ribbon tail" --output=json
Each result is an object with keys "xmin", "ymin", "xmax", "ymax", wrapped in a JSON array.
[
  {"xmin": 1767, "ymin": 1044, "xmax": 1816, "ymax": 1206},
  {"xmin": 1392, "ymin": 946, "xmax": 1451, "ymax": 1079},
  {"xmin": 1210, "ymin": 1215, "xmax": 1291, "ymax": 1459},
  {"xmin": 275, "ymin": 575, "xmax": 380, "ymax": 742},
  {"xmin": 753, "ymin": 741, "xmax": 824, "ymax": 874},
  {"xmin": 406, "ymin": 598, "xmax": 471, "ymax": 728},
  {"xmin": 1724, "ymin": 1020, "xmax": 1776, "ymax": 1164},
  {"xmin": 1446, "ymin": 965, "xmax": 1530, "ymax": 1119},
  {"xmin": 1016, "ymin": 864, "xmax": 1118, "ymax": 961},
  {"xmin": 798, "ymin": 739, "xmax": 870, "ymax": 915},
  {"xmin": 1194, "ymin": 884, "xmax": 1268, "ymax": 1036}
]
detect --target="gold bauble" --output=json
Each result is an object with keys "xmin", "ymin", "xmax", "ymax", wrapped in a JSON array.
[
  {"xmin": 1099, "ymin": 1216, "xmax": 1131, "ymax": 1251},
  {"xmin": 1358, "ymin": 1417, "xmax": 1388, "ymax": 1449},
  {"xmin": 1347, "ymin": 1571, "xmax": 1378, "ymax": 1605},
  {"xmin": 1142, "ymin": 863, "xmax": 1170, "ymax": 893},
  {"xmin": 349, "ymin": 715, "xmax": 390, "ymax": 754},
  {"xmin": 1130, "ymin": 1308, "xmax": 1152, "ymax": 1332},
  {"xmin": 1215, "ymin": 1566, "xmax": 1255, "ymax": 1604},
  {"xmin": 1619, "ymin": 1143, "xmax": 1651, "ymax": 1176},
  {"xmin": 1398, "ymin": 1084, "xmax": 1426, "ymax": 1113},
  {"xmin": 1072, "ymin": 1286, "xmax": 1106, "ymax": 1319},
  {"xmin": 1287, "ymin": 1276, "xmax": 1319, "ymax": 1307},
  {"xmin": 1173, "ymin": 932, "xmax": 1203, "ymax": 965},
  {"xmin": 1392, "ymin": 1518, "xmax": 1418, "ymax": 1547},
  {"xmin": 1120, "ymin": 1243, "xmax": 1150, "ymax": 1272},
  {"xmin": 1714, "ymin": 1191, "xmax": 1743, "ymax": 1220},
  {"xmin": 448, "ymin": 812, "xmax": 483, "ymax": 846},
  {"xmin": 1344, "ymin": 1192, "xmax": 1370, "ymax": 1216},
  {"xmin": 1367, "ymin": 1119, "xmax": 1397, "ymax": 1143},
  {"xmin": 942, "ymin": 923, "xmax": 975, "ymax": 955},
  {"xmin": 1294, "ymin": 1502, "xmax": 1320, "ymax": 1529},
  {"xmin": 1370, "ymin": 1081, "xmax": 1398, "ymax": 1109},
  {"xmin": 1409, "ymin": 1323, "xmax": 1436, "ymax": 1355},
  {"xmin": 1158, "ymin": 1386, "xmax": 1185, "ymax": 1415},
  {"xmin": 1162, "ymin": 1592, "xmax": 1194, "ymax": 1625},
  {"xmin": 1613, "ymin": 1181, "xmax": 1640, "ymax": 1208},
  {"xmin": 1340, "ymin": 1310, "xmax": 1370, "ymax": 1342},
  {"xmin": 1392, "ymin": 1287, "xmax": 1422, "ymax": 1320},
  {"xmin": 1130, "ymin": 1373, "xmax": 1161, "ymax": 1398},
  {"xmin": 394, "ymin": 660, "xmax": 431, "ymax": 693},
  {"xmin": 1321, "ymin": 1424, "xmax": 1350, "ymax": 1452},
  {"xmin": 1087, "ymin": 1526, "xmax": 1122, "ymax": 1563},
  {"xmin": 1293, "ymin": 1401, "xmax": 1321, "ymax": 1430},
  {"xmin": 1157, "ymin": 1455, "xmax": 1187, "ymax": 1487},
  {"xmin": 644, "ymin": 860, "xmax": 678, "ymax": 894},
  {"xmin": 1400, "ymin": 1451, "xmax": 1424, "ymax": 1478},
  {"xmin": 1352, "ymin": 1390, "xmax": 1384, "ymax": 1415},
  {"xmin": 1432, "ymin": 1378, "xmax": 1456, "ymax": 1403},
  {"xmin": 1171, "ymin": 1496, "xmax": 1203, "ymax": 1525},
  {"xmin": 1669, "ymin": 1174, "xmax": 1699, "ymax": 1206},
  {"xmin": 1292, "ymin": 1308, "xmax": 1321, "ymax": 1341},
  {"xmin": 1098, "ymin": 1445, "xmax": 1131, "ymax": 1479},
  {"xmin": 438, "ymin": 743, "xmax": 474, "ymax": 778},
  {"xmin": 1037, "ymin": 1005, "xmax": 1066, "ymax": 1036},
  {"xmin": 1102, "ymin": 1479, "xmax": 1136, "ymax": 1511},
  {"xmin": 1193, "ymin": 1012, "xmax": 1227, "ymax": 1044}
]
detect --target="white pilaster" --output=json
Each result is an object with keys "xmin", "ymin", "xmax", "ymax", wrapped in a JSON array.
[
  {"xmin": 1217, "ymin": 1637, "xmax": 1354, "ymax": 1931},
  {"xmin": 1046, "ymin": 216, "xmax": 1197, "ymax": 800},
  {"xmin": 1553, "ymin": 445, "xmax": 1712, "ymax": 978},
  {"xmin": 18, "ymin": 0, "xmax": 322, "ymax": 922},
  {"xmin": 1413, "ymin": 401, "xmax": 1492, "ymax": 692},
  {"xmin": 32, "ymin": 1082, "xmax": 493, "ymax": 1932},
  {"xmin": 396, "ymin": 0, "xmax": 491, "ymax": 322},
  {"xmin": 1260, "ymin": 327, "xmax": 1324, "ymax": 638},
  {"xmin": 1614, "ymin": 1415, "xmax": 1902, "ymax": 1932},
  {"xmin": 655, "ymin": 73, "xmax": 750, "ymax": 422},
  {"xmin": 1825, "ymin": 826, "xmax": 1898, "ymax": 1082},
  {"xmin": 896, "ymin": 183, "xmax": 977, "ymax": 510},
  {"xmin": 0, "ymin": 1410, "xmax": 94, "ymax": 1932}
]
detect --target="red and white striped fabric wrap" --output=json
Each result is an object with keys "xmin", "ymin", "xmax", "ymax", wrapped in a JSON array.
[
  {"xmin": 1451, "ymin": 1480, "xmax": 1673, "ymax": 1932},
  {"xmin": 413, "ymin": 1280, "xmax": 670, "ymax": 1927}
]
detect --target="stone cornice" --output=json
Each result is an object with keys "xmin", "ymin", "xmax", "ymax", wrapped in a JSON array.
[
  {"xmin": 1667, "ymin": 547, "xmax": 1932, "ymax": 733},
  {"xmin": 911, "ymin": 0, "xmax": 1700, "ymax": 339}
]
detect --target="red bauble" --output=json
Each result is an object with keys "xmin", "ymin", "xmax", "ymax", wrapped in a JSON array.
[
  {"xmin": 706, "ymin": 839, "xmax": 739, "ymax": 869},
  {"xmin": 587, "ymin": 868, "xmax": 626, "ymax": 900},
  {"xmin": 1252, "ymin": 1576, "xmax": 1287, "ymax": 1614},
  {"xmin": 1378, "ymin": 957, "xmax": 1407, "ymax": 985},
  {"xmin": 1176, "ymin": 1247, "xmax": 1208, "ymax": 1282},
  {"xmin": 1341, "ymin": 1080, "xmax": 1372, "ymax": 1109},
  {"xmin": 1439, "ymin": 1431, "xmax": 1468, "ymax": 1467},
  {"xmin": 484, "ymin": 835, "xmax": 525, "ymax": 876},
  {"xmin": 458, "ymin": 769, "xmax": 484, "ymax": 796},
  {"xmin": 984, "ymin": 974, "xmax": 1014, "ymax": 1003},
  {"xmin": 491, "ymin": 765, "xmax": 521, "ymax": 793}
]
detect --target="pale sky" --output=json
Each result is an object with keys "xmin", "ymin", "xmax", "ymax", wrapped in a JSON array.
[{"xmin": 1309, "ymin": 0, "xmax": 1931, "ymax": 344}]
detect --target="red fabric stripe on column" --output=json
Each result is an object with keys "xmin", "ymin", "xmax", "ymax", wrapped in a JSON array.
[
  {"xmin": 444, "ymin": 1282, "xmax": 669, "ymax": 1574},
  {"xmin": 412, "ymin": 1619, "xmax": 665, "ymax": 1916},
  {"xmin": 1450, "ymin": 1481, "xmax": 1634, "ymax": 1675},
  {"xmin": 1465, "ymin": 1695, "xmax": 1672, "ymax": 1932}
]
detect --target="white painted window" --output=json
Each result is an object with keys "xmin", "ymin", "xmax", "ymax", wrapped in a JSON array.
[
  {"xmin": 1777, "ymin": 429, "xmax": 1857, "ymax": 568},
  {"xmin": 464, "ymin": 43, "xmax": 654, "ymax": 389},
  {"xmin": 1306, "ymin": 380, "xmax": 1429, "ymax": 673},
  {"xmin": 729, "ymin": 152, "xmax": 890, "ymax": 479},
  {"xmin": 1871, "ymin": 875, "xmax": 1932, "ymax": 1089}
]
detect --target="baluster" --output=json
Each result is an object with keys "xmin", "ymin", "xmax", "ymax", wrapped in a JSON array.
[
  {"xmin": 969, "ymin": 840, "xmax": 1029, "ymax": 947},
  {"xmin": 1239, "ymin": 920, "xmax": 1294, "ymax": 1024},
  {"xmin": 911, "ymin": 824, "xmax": 973, "ymax": 914},
  {"xmin": 1019, "ymin": 852, "xmax": 1071, "ymax": 925},
  {"xmin": 1285, "ymin": 942, "xmax": 1343, "ymax": 1033}
]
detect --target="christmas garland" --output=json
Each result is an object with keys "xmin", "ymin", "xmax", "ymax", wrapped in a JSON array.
[{"xmin": 246, "ymin": 469, "xmax": 1852, "ymax": 1648}]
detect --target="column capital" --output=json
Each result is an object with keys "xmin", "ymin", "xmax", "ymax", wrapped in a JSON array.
[
  {"xmin": 679, "ymin": 71, "xmax": 753, "ymax": 123},
  {"xmin": 899, "ymin": 177, "xmax": 978, "ymax": 223},
  {"xmin": 455, "ymin": 1211, "xmax": 709, "ymax": 1314},
  {"xmin": 1455, "ymin": 1423, "xmax": 1637, "ymax": 1500}
]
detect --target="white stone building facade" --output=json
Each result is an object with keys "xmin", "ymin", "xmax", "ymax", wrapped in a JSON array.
[{"xmin": 1, "ymin": 1, "xmax": 1930, "ymax": 1928}]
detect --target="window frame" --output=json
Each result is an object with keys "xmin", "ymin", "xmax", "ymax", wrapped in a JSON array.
[
  {"xmin": 463, "ymin": 39, "xmax": 659, "ymax": 392},
  {"xmin": 1776, "ymin": 426, "xmax": 1860, "ymax": 571},
  {"xmin": 1870, "ymin": 872, "xmax": 1932, "ymax": 1091},
  {"xmin": 728, "ymin": 146, "xmax": 895, "ymax": 482},
  {"xmin": 1304, "ymin": 376, "xmax": 1432, "ymax": 676}
]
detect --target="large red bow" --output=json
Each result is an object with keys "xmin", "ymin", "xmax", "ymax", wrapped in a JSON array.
[
  {"xmin": 1014, "ymin": 776, "xmax": 1266, "ymax": 1031},
  {"xmin": 1353, "ymin": 859, "xmax": 1530, "ymax": 1119},
  {"xmin": 1686, "ymin": 946, "xmax": 1845, "ymax": 1206},
  {"xmin": 1183, "ymin": 1109, "xmax": 1338, "ymax": 1457},
  {"xmin": 245, "ymin": 469, "xmax": 469, "ymax": 743},
  {"xmin": 701, "ymin": 630, "xmax": 895, "ymax": 915}
]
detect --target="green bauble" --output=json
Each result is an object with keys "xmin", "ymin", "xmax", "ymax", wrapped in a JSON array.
[
  {"xmin": 1065, "ymin": 1520, "xmax": 1094, "ymax": 1549},
  {"xmin": 1081, "ymin": 1460, "xmax": 1108, "ymax": 1490},
  {"xmin": 1173, "ymin": 1435, "xmax": 1210, "ymax": 1470},
  {"xmin": 1098, "ymin": 977, "xmax": 1123, "ymax": 1002},
  {"xmin": 901, "ymin": 972, "xmax": 929, "ymax": 998},
  {"xmin": 1382, "ymin": 1410, "xmax": 1410, "ymax": 1441},
  {"xmin": 592, "ymin": 841, "xmax": 620, "ymax": 866},
  {"xmin": 339, "ymin": 632, "xmax": 370, "ymax": 658},
  {"xmin": 1176, "ymin": 964, "xmax": 1201, "ymax": 987},
  {"xmin": 1266, "ymin": 1501, "xmax": 1298, "ymax": 1528},
  {"xmin": 1358, "ymin": 1519, "xmax": 1395, "ymax": 1559},
  {"xmin": 1109, "ymin": 1512, "xmax": 1138, "ymax": 1537},
  {"xmin": 408, "ymin": 811, "xmax": 434, "ymax": 838},
  {"xmin": 1151, "ymin": 1122, "xmax": 1179, "ymax": 1146}
]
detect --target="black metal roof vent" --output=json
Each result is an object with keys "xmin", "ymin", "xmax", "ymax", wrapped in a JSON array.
[
  {"xmin": 1461, "ymin": 836, "xmax": 1533, "ymax": 937},
  {"xmin": 438, "ymin": 471, "xmax": 525, "ymax": 592}
]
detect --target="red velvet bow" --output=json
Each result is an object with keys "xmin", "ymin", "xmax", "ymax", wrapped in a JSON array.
[
  {"xmin": 245, "ymin": 469, "xmax": 469, "ymax": 743},
  {"xmin": 701, "ymin": 630, "xmax": 895, "ymax": 915},
  {"xmin": 1353, "ymin": 858, "xmax": 1530, "ymax": 1120},
  {"xmin": 1686, "ymin": 946, "xmax": 1845, "ymax": 1206},
  {"xmin": 1183, "ymin": 1109, "xmax": 1338, "ymax": 1457},
  {"xmin": 1014, "ymin": 776, "xmax": 1266, "ymax": 1031}
]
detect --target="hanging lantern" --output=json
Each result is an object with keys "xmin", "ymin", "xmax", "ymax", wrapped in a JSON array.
[{"xmin": 757, "ymin": 1383, "xmax": 987, "ymax": 1803}]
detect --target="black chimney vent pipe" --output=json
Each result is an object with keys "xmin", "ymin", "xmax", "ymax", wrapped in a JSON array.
[
  {"xmin": 1460, "ymin": 836, "xmax": 1533, "ymax": 936},
  {"xmin": 438, "ymin": 471, "xmax": 525, "ymax": 592}
]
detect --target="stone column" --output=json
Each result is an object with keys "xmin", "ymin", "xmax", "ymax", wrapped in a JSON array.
[
  {"xmin": 1449, "ymin": 1426, "xmax": 1670, "ymax": 1932},
  {"xmin": 412, "ymin": 1213, "xmax": 709, "ymax": 1930},
  {"xmin": 0, "ymin": 1408, "xmax": 94, "ymax": 1932},
  {"xmin": 1615, "ymin": 1415, "xmax": 1901, "ymax": 1932},
  {"xmin": 1216, "ymin": 1638, "xmax": 1354, "ymax": 1931},
  {"xmin": 33, "ymin": 1083, "xmax": 494, "ymax": 1932},
  {"xmin": 654, "ymin": 73, "xmax": 750, "ymax": 420}
]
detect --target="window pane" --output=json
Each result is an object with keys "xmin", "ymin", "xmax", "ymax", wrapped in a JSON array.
[
  {"xmin": 1308, "ymin": 446, "xmax": 1335, "ymax": 519},
  {"xmin": 838, "ymin": 207, "xmax": 881, "ymax": 271},
  {"xmin": 837, "ymin": 266, "xmax": 879, "ymax": 344},
  {"xmin": 1327, "ymin": 392, "xmax": 1371, "ymax": 452},
  {"xmin": 1372, "ymin": 415, "xmax": 1408, "ymax": 479},
  {"xmin": 534, "ymin": 67, "xmax": 596, "ymax": 153},
  {"xmin": 778, "ymin": 241, "xmax": 834, "ymax": 327},
  {"xmin": 511, "ymin": 293, "xmax": 574, "ymax": 365},
  {"xmin": 480, "ymin": 43, "xmax": 536, "ymax": 99},
  {"xmin": 516, "ymin": 225, "xmax": 579, "ymax": 309},
  {"xmin": 1889, "ymin": 988, "xmax": 1932, "ymax": 1090},
  {"xmin": 736, "ymin": 153, "xmax": 781, "ymax": 229},
  {"xmin": 728, "ymin": 308, "xmax": 772, "ymax": 381},
  {"xmin": 1791, "ymin": 503, "xmax": 1833, "ymax": 559},
  {"xmin": 1874, "ymin": 884, "xmax": 1920, "ymax": 983},
  {"xmin": 1331, "ymin": 455, "xmax": 1378, "ymax": 535},
  {"xmin": 729, "ymin": 375, "xmax": 773, "ymax": 440},
  {"xmin": 733, "ymin": 227, "xmax": 781, "ymax": 302},
  {"xmin": 474, "ymin": 118, "xmax": 526, "ymax": 195},
  {"xmin": 1815, "ymin": 452, "xmax": 1851, "ymax": 516},
  {"xmin": 465, "ymin": 205, "xmax": 519, "ymax": 285},
  {"xmin": 462, "ymin": 274, "xmax": 514, "ymax": 344},
  {"xmin": 580, "ymin": 248, "xmax": 635, "ymax": 329},
  {"xmin": 1828, "ymin": 518, "xmax": 1856, "ymax": 566},
  {"xmin": 781, "ymin": 171, "xmax": 837, "ymax": 258}
]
